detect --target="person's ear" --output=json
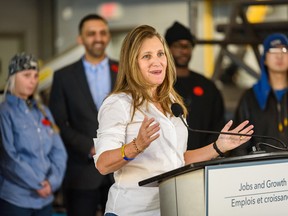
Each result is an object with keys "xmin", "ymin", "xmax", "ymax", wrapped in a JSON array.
[{"xmin": 77, "ymin": 35, "xmax": 83, "ymax": 45}]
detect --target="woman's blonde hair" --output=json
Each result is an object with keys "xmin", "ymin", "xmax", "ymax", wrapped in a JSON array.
[
  {"xmin": 3, "ymin": 75, "xmax": 16, "ymax": 98},
  {"xmin": 112, "ymin": 25, "xmax": 187, "ymax": 118}
]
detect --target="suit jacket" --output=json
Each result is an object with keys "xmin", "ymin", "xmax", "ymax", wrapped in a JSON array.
[{"xmin": 49, "ymin": 58, "xmax": 118, "ymax": 189}]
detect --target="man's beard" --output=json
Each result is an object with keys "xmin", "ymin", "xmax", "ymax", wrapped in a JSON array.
[
  {"xmin": 86, "ymin": 42, "xmax": 106, "ymax": 58},
  {"xmin": 87, "ymin": 48, "xmax": 105, "ymax": 59},
  {"xmin": 174, "ymin": 56, "xmax": 191, "ymax": 68}
]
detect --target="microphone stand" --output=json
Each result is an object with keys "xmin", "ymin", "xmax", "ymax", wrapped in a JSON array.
[
  {"xmin": 171, "ymin": 102, "xmax": 288, "ymax": 154},
  {"xmin": 178, "ymin": 115, "xmax": 288, "ymax": 153}
]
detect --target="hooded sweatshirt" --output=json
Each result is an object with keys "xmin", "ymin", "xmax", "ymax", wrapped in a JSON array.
[{"xmin": 231, "ymin": 33, "xmax": 288, "ymax": 156}]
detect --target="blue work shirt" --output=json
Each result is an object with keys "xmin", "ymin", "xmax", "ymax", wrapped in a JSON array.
[
  {"xmin": 0, "ymin": 93, "xmax": 67, "ymax": 209},
  {"xmin": 83, "ymin": 57, "xmax": 111, "ymax": 110}
]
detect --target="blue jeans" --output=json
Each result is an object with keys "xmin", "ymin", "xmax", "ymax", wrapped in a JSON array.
[
  {"xmin": 0, "ymin": 198, "xmax": 52, "ymax": 216},
  {"xmin": 105, "ymin": 213, "xmax": 118, "ymax": 216}
]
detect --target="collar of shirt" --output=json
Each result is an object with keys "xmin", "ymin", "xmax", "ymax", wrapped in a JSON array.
[
  {"xmin": 82, "ymin": 56, "xmax": 111, "ymax": 110},
  {"xmin": 82, "ymin": 56, "xmax": 109, "ymax": 72},
  {"xmin": 6, "ymin": 93, "xmax": 37, "ymax": 113}
]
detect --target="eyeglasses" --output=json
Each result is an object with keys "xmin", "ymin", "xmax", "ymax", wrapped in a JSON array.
[{"xmin": 268, "ymin": 47, "xmax": 288, "ymax": 54}]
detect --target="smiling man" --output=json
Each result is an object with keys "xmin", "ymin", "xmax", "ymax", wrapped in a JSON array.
[{"xmin": 49, "ymin": 14, "xmax": 118, "ymax": 216}]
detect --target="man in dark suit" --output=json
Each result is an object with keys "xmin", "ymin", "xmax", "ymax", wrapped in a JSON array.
[{"xmin": 49, "ymin": 14, "xmax": 118, "ymax": 216}]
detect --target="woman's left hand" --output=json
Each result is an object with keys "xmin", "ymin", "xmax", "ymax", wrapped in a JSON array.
[{"xmin": 216, "ymin": 120, "xmax": 254, "ymax": 153}]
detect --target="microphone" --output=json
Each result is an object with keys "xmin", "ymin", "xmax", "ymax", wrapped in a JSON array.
[{"xmin": 171, "ymin": 103, "xmax": 288, "ymax": 154}]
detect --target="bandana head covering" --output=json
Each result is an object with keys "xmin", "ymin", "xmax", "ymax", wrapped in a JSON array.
[{"xmin": 8, "ymin": 52, "xmax": 38, "ymax": 76}]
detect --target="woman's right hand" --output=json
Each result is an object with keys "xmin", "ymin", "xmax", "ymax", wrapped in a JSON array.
[
  {"xmin": 96, "ymin": 116, "xmax": 161, "ymax": 175},
  {"xmin": 135, "ymin": 116, "xmax": 160, "ymax": 151}
]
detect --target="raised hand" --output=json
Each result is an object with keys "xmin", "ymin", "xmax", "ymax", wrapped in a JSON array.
[
  {"xmin": 134, "ymin": 116, "xmax": 160, "ymax": 151},
  {"xmin": 216, "ymin": 120, "xmax": 254, "ymax": 153}
]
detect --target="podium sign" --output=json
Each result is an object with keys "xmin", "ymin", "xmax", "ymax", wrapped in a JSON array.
[
  {"xmin": 139, "ymin": 152, "xmax": 288, "ymax": 216},
  {"xmin": 206, "ymin": 159, "xmax": 288, "ymax": 216}
]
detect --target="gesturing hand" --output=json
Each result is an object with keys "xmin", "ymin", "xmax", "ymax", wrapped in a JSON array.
[
  {"xmin": 216, "ymin": 120, "xmax": 254, "ymax": 153},
  {"xmin": 134, "ymin": 116, "xmax": 160, "ymax": 151}
]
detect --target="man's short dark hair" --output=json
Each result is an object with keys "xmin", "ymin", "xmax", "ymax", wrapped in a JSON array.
[{"xmin": 78, "ymin": 14, "xmax": 108, "ymax": 34}]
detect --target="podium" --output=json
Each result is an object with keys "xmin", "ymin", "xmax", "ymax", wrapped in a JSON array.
[{"xmin": 139, "ymin": 152, "xmax": 288, "ymax": 216}]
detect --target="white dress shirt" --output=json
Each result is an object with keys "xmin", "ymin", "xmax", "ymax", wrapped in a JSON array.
[{"xmin": 94, "ymin": 93, "xmax": 188, "ymax": 216}]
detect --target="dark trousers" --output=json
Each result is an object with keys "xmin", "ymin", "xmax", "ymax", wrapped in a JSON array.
[
  {"xmin": 64, "ymin": 181, "xmax": 111, "ymax": 216},
  {"xmin": 0, "ymin": 198, "xmax": 52, "ymax": 216}
]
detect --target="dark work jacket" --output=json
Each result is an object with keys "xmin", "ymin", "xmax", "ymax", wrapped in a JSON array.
[
  {"xmin": 49, "ymin": 58, "xmax": 118, "ymax": 189},
  {"xmin": 231, "ymin": 89, "xmax": 288, "ymax": 156},
  {"xmin": 174, "ymin": 70, "xmax": 225, "ymax": 150}
]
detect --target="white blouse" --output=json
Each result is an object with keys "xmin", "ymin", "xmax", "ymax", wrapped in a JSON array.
[{"xmin": 94, "ymin": 93, "xmax": 188, "ymax": 216}]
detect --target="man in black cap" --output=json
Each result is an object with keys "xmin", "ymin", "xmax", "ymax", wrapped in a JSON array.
[{"xmin": 165, "ymin": 21, "xmax": 226, "ymax": 150}]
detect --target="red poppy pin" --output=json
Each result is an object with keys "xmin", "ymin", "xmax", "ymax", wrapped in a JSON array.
[
  {"xmin": 42, "ymin": 118, "xmax": 51, "ymax": 126},
  {"xmin": 193, "ymin": 86, "xmax": 204, "ymax": 96},
  {"xmin": 111, "ymin": 64, "xmax": 118, "ymax": 73}
]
